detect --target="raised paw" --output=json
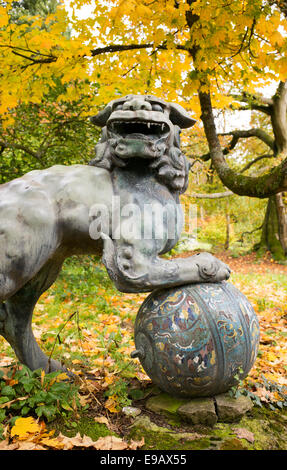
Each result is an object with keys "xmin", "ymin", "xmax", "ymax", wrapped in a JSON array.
[{"xmin": 195, "ymin": 252, "xmax": 231, "ymax": 282}]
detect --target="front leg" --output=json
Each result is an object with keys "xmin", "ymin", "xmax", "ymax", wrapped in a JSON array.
[{"xmin": 101, "ymin": 234, "xmax": 231, "ymax": 293}]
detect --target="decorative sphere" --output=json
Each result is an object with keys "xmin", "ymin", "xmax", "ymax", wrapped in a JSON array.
[{"xmin": 133, "ymin": 282, "xmax": 260, "ymax": 398}]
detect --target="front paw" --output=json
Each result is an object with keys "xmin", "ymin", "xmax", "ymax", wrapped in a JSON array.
[{"xmin": 196, "ymin": 253, "xmax": 231, "ymax": 282}]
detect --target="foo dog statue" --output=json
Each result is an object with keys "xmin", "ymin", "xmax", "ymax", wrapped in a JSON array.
[{"xmin": 0, "ymin": 95, "xmax": 230, "ymax": 372}]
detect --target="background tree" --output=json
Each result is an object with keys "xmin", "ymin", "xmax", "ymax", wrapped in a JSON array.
[
  {"xmin": 1, "ymin": 0, "xmax": 286, "ymax": 192},
  {"xmin": 0, "ymin": 0, "xmax": 100, "ymax": 182}
]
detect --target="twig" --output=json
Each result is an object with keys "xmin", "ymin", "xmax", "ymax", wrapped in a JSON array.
[
  {"xmin": 47, "ymin": 311, "xmax": 78, "ymax": 371},
  {"xmin": 237, "ymin": 223, "xmax": 264, "ymax": 244}
]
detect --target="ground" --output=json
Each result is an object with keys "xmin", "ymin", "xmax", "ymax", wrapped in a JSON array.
[{"xmin": 0, "ymin": 250, "xmax": 286, "ymax": 450}]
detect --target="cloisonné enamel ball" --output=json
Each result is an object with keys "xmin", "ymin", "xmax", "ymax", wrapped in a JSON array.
[{"xmin": 132, "ymin": 282, "xmax": 260, "ymax": 398}]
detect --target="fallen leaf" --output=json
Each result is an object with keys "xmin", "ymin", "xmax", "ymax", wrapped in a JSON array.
[
  {"xmin": 0, "ymin": 439, "xmax": 19, "ymax": 450},
  {"xmin": 10, "ymin": 417, "xmax": 42, "ymax": 440},
  {"xmin": 94, "ymin": 416, "xmax": 110, "ymax": 426},
  {"xmin": 128, "ymin": 437, "xmax": 145, "ymax": 450},
  {"xmin": 233, "ymin": 427, "xmax": 255, "ymax": 443},
  {"xmin": 94, "ymin": 435, "xmax": 128, "ymax": 450},
  {"xmin": 104, "ymin": 396, "xmax": 119, "ymax": 413},
  {"xmin": 55, "ymin": 372, "xmax": 70, "ymax": 381},
  {"xmin": 79, "ymin": 394, "xmax": 92, "ymax": 407},
  {"xmin": 17, "ymin": 441, "xmax": 47, "ymax": 450},
  {"xmin": 39, "ymin": 437, "xmax": 65, "ymax": 450},
  {"xmin": 0, "ymin": 396, "xmax": 29, "ymax": 409},
  {"xmin": 57, "ymin": 432, "xmax": 96, "ymax": 450}
]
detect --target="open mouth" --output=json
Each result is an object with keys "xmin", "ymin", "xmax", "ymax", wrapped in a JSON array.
[{"xmin": 108, "ymin": 119, "xmax": 170, "ymax": 140}]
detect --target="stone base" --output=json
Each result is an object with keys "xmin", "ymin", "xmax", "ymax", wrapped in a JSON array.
[{"xmin": 145, "ymin": 392, "xmax": 253, "ymax": 427}]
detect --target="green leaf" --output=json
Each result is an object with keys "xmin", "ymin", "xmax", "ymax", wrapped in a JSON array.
[
  {"xmin": 21, "ymin": 380, "xmax": 35, "ymax": 394},
  {"xmin": 0, "ymin": 409, "xmax": 6, "ymax": 423},
  {"xmin": 61, "ymin": 401, "xmax": 73, "ymax": 411},
  {"xmin": 35, "ymin": 405, "xmax": 57, "ymax": 421},
  {"xmin": 0, "ymin": 397, "xmax": 9, "ymax": 405},
  {"xmin": 20, "ymin": 406, "xmax": 31, "ymax": 416},
  {"xmin": 0, "ymin": 386, "xmax": 16, "ymax": 398}
]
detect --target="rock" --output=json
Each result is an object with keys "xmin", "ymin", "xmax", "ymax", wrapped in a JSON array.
[
  {"xmin": 129, "ymin": 415, "xmax": 207, "ymax": 442},
  {"xmin": 130, "ymin": 415, "xmax": 171, "ymax": 434},
  {"xmin": 145, "ymin": 393, "xmax": 189, "ymax": 416},
  {"xmin": 122, "ymin": 406, "xmax": 141, "ymax": 418},
  {"xmin": 178, "ymin": 398, "xmax": 218, "ymax": 427},
  {"xmin": 215, "ymin": 393, "xmax": 253, "ymax": 423}
]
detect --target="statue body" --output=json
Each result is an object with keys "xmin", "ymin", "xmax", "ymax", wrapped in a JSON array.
[{"xmin": 0, "ymin": 95, "xmax": 230, "ymax": 372}]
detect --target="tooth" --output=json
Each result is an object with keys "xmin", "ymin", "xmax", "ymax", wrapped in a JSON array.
[
  {"xmin": 161, "ymin": 124, "xmax": 164, "ymax": 131},
  {"xmin": 147, "ymin": 123, "xmax": 150, "ymax": 128}
]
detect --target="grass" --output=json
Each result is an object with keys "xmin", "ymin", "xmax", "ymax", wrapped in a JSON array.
[{"xmin": 0, "ymin": 252, "xmax": 286, "ymax": 428}]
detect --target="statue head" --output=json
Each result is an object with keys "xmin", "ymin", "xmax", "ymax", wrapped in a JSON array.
[{"xmin": 89, "ymin": 95, "xmax": 196, "ymax": 193}]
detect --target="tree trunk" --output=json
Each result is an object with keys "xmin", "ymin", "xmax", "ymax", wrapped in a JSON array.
[{"xmin": 258, "ymin": 193, "xmax": 287, "ymax": 260}]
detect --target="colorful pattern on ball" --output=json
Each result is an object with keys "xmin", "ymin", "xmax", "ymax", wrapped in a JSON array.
[{"xmin": 134, "ymin": 282, "xmax": 260, "ymax": 398}]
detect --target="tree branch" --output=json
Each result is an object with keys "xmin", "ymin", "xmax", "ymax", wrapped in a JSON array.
[
  {"xmin": 198, "ymin": 87, "xmax": 287, "ymax": 198},
  {"xmin": 190, "ymin": 190, "xmax": 233, "ymax": 198},
  {"xmin": 219, "ymin": 128, "xmax": 275, "ymax": 151},
  {"xmin": 239, "ymin": 154, "xmax": 275, "ymax": 173},
  {"xmin": 230, "ymin": 92, "xmax": 273, "ymax": 115},
  {"xmin": 0, "ymin": 140, "xmax": 44, "ymax": 164}
]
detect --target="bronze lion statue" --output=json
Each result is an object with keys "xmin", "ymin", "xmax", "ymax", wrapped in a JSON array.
[{"xmin": 0, "ymin": 95, "xmax": 230, "ymax": 372}]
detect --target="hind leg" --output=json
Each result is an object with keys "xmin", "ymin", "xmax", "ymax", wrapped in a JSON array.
[{"xmin": 0, "ymin": 256, "xmax": 66, "ymax": 372}]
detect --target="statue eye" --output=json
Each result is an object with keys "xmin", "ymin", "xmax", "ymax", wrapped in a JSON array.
[
  {"xmin": 115, "ymin": 103, "xmax": 123, "ymax": 110},
  {"xmin": 152, "ymin": 104, "xmax": 164, "ymax": 112}
]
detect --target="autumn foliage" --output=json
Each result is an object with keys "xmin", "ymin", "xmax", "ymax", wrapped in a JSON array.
[{"xmin": 0, "ymin": 0, "xmax": 287, "ymax": 451}]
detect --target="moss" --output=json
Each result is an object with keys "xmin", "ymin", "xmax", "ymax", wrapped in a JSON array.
[
  {"xmin": 146, "ymin": 393, "xmax": 189, "ymax": 416},
  {"xmin": 238, "ymin": 409, "xmax": 287, "ymax": 450},
  {"xmin": 129, "ymin": 426, "xmax": 211, "ymax": 451},
  {"xmin": 47, "ymin": 413, "xmax": 117, "ymax": 441},
  {"xmin": 220, "ymin": 438, "xmax": 248, "ymax": 450}
]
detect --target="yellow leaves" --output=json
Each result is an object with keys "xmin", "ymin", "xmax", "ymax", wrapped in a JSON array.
[
  {"xmin": 270, "ymin": 31, "xmax": 286, "ymax": 48},
  {"xmin": 6, "ymin": 416, "xmax": 145, "ymax": 450},
  {"xmin": 10, "ymin": 417, "xmax": 42, "ymax": 440},
  {"xmin": 0, "ymin": 7, "xmax": 9, "ymax": 27},
  {"xmin": 153, "ymin": 28, "xmax": 166, "ymax": 47},
  {"xmin": 136, "ymin": 4, "xmax": 152, "ymax": 18},
  {"xmin": 0, "ymin": 0, "xmax": 286, "ymax": 125},
  {"xmin": 105, "ymin": 395, "xmax": 120, "ymax": 413}
]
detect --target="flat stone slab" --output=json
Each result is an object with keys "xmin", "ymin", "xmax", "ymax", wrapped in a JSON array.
[
  {"xmin": 144, "ymin": 392, "xmax": 253, "ymax": 427},
  {"xmin": 178, "ymin": 398, "xmax": 218, "ymax": 427},
  {"xmin": 146, "ymin": 393, "xmax": 189, "ymax": 416},
  {"xmin": 215, "ymin": 393, "xmax": 253, "ymax": 423}
]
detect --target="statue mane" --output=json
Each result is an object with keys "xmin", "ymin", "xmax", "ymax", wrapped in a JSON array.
[{"xmin": 89, "ymin": 94, "xmax": 195, "ymax": 194}]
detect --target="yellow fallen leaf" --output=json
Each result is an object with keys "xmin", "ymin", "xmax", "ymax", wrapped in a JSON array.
[
  {"xmin": 40, "ymin": 437, "xmax": 65, "ymax": 450},
  {"xmin": 10, "ymin": 417, "xmax": 42, "ymax": 440},
  {"xmin": 55, "ymin": 372, "xmax": 70, "ymax": 381},
  {"xmin": 105, "ymin": 396, "xmax": 119, "ymax": 413}
]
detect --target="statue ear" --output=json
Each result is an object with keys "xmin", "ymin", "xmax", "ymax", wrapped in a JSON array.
[
  {"xmin": 90, "ymin": 105, "xmax": 113, "ymax": 127},
  {"xmin": 169, "ymin": 102, "xmax": 196, "ymax": 129}
]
